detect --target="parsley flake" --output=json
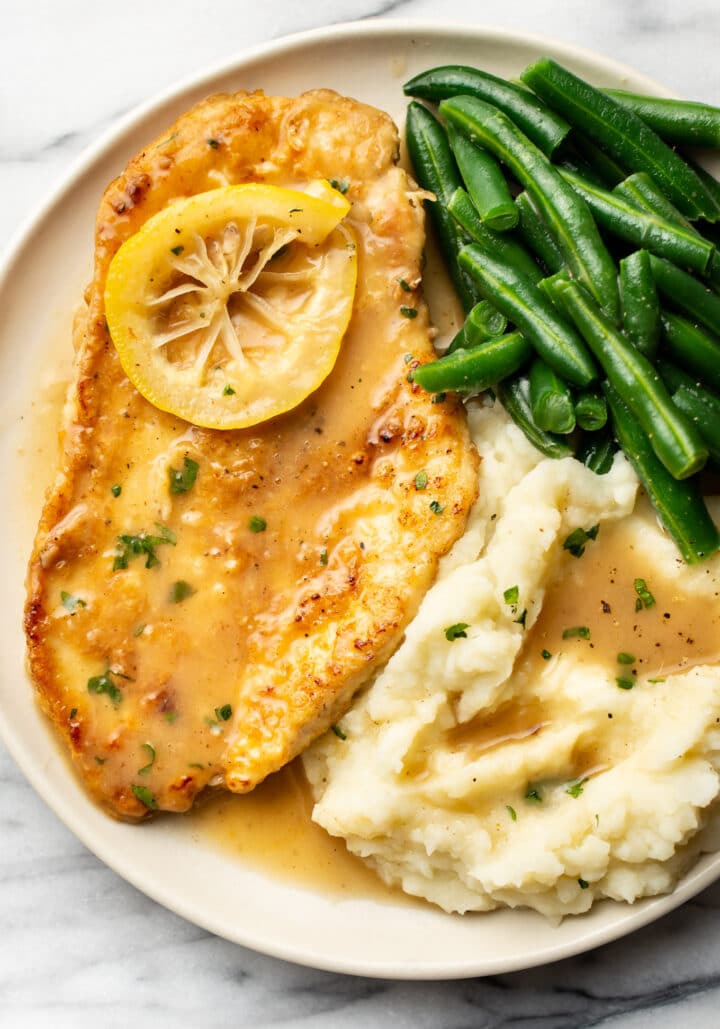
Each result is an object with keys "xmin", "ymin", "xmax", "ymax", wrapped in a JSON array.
[
  {"xmin": 170, "ymin": 245, "xmax": 184, "ymax": 256},
  {"xmin": 169, "ymin": 580, "xmax": 195, "ymax": 604},
  {"xmin": 578, "ymin": 878, "xmax": 589, "ymax": 890},
  {"xmin": 429, "ymin": 500, "xmax": 444, "ymax": 515},
  {"xmin": 562, "ymin": 625, "xmax": 591, "ymax": 640},
  {"xmin": 562, "ymin": 524, "xmax": 599, "ymax": 558},
  {"xmin": 207, "ymin": 138, "xmax": 220, "ymax": 149},
  {"xmin": 566, "ymin": 777, "xmax": 587, "ymax": 798},
  {"xmin": 215, "ymin": 704, "xmax": 232, "ymax": 722},
  {"xmin": 431, "ymin": 392, "xmax": 447, "ymax": 404},
  {"xmin": 131, "ymin": 784, "xmax": 158, "ymax": 811},
  {"xmin": 69, "ymin": 708, "xmax": 78, "ymax": 720},
  {"xmin": 398, "ymin": 278, "xmax": 412, "ymax": 292},
  {"xmin": 525, "ymin": 786, "xmax": 543, "ymax": 803},
  {"xmin": 331, "ymin": 724, "xmax": 347, "ymax": 741},
  {"xmin": 328, "ymin": 178, "xmax": 349, "ymax": 194},
  {"xmin": 445, "ymin": 622, "xmax": 470, "ymax": 641},
  {"xmin": 403, "ymin": 353, "xmax": 414, "ymax": 364},
  {"xmin": 634, "ymin": 578, "xmax": 656, "ymax": 611},
  {"xmin": 414, "ymin": 470, "xmax": 428, "ymax": 491},
  {"xmin": 616, "ymin": 676, "xmax": 635, "ymax": 690},
  {"xmin": 111, "ymin": 484, "xmax": 122, "ymax": 498},
  {"xmin": 61, "ymin": 591, "xmax": 87, "ymax": 613},
  {"xmin": 400, "ymin": 305, "xmax": 418, "ymax": 319},
  {"xmin": 541, "ymin": 649, "xmax": 552, "ymax": 660},
  {"xmin": 87, "ymin": 671, "xmax": 123, "ymax": 707},
  {"xmin": 248, "ymin": 515, "xmax": 267, "ymax": 533},
  {"xmin": 506, "ymin": 805, "xmax": 517, "ymax": 822},
  {"xmin": 503, "ymin": 585, "xmax": 519, "ymax": 606},
  {"xmin": 138, "ymin": 743, "xmax": 156, "ymax": 776},
  {"xmin": 617, "ymin": 652, "xmax": 636, "ymax": 665},
  {"xmin": 514, "ymin": 609, "xmax": 528, "ymax": 628},
  {"xmin": 133, "ymin": 624, "xmax": 146, "ymax": 637},
  {"xmin": 113, "ymin": 524, "xmax": 176, "ymax": 571},
  {"xmin": 320, "ymin": 548, "xmax": 328, "ymax": 566},
  {"xmin": 223, "ymin": 384, "xmax": 236, "ymax": 396},
  {"xmin": 168, "ymin": 456, "xmax": 199, "ymax": 495}
]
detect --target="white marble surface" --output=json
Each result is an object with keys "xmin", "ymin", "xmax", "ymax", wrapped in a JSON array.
[{"xmin": 4, "ymin": 1, "xmax": 720, "ymax": 1025}]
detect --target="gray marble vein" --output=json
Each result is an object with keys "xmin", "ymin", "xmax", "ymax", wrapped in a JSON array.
[{"xmin": 4, "ymin": 0, "xmax": 720, "ymax": 1025}]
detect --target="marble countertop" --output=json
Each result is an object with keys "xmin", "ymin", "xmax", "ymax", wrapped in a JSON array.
[{"xmin": 4, "ymin": 1, "xmax": 720, "ymax": 1025}]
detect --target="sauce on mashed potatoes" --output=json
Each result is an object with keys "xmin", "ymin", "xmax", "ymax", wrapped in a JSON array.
[{"xmin": 304, "ymin": 399, "xmax": 720, "ymax": 918}]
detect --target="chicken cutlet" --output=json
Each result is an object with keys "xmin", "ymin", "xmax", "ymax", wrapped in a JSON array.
[{"xmin": 25, "ymin": 88, "xmax": 479, "ymax": 820}]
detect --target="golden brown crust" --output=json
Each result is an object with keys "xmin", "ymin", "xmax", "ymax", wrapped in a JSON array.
[{"xmin": 25, "ymin": 89, "xmax": 478, "ymax": 819}]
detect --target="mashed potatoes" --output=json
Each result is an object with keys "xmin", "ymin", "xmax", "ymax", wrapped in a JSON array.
[{"xmin": 304, "ymin": 399, "xmax": 720, "ymax": 918}]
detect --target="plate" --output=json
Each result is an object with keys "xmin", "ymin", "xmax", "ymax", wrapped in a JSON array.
[{"xmin": 2, "ymin": 19, "xmax": 719, "ymax": 980}]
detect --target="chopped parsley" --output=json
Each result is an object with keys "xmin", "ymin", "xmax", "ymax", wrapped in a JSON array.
[
  {"xmin": 133, "ymin": 624, "xmax": 146, "ymax": 637},
  {"xmin": 562, "ymin": 524, "xmax": 599, "ymax": 558},
  {"xmin": 429, "ymin": 500, "xmax": 443, "ymax": 515},
  {"xmin": 138, "ymin": 743, "xmax": 156, "ymax": 775},
  {"xmin": 87, "ymin": 671, "xmax": 123, "ymax": 707},
  {"xmin": 189, "ymin": 762, "xmax": 205, "ymax": 770},
  {"xmin": 444, "ymin": 622, "xmax": 470, "ymax": 641},
  {"xmin": 634, "ymin": 578, "xmax": 656, "ymax": 611},
  {"xmin": 514, "ymin": 609, "xmax": 528, "ymax": 628},
  {"xmin": 320, "ymin": 548, "xmax": 328, "ymax": 566},
  {"xmin": 165, "ymin": 711, "xmax": 179, "ymax": 724},
  {"xmin": 248, "ymin": 515, "xmax": 267, "ymax": 533},
  {"xmin": 223, "ymin": 384, "xmax": 236, "ymax": 396},
  {"xmin": 400, "ymin": 305, "xmax": 418, "ymax": 319},
  {"xmin": 617, "ymin": 652, "xmax": 636, "ymax": 665},
  {"xmin": 111, "ymin": 484, "xmax": 122, "ymax": 498},
  {"xmin": 403, "ymin": 353, "xmax": 414, "ymax": 364},
  {"xmin": 562, "ymin": 625, "xmax": 591, "ymax": 640},
  {"xmin": 648, "ymin": 677, "xmax": 666, "ymax": 684},
  {"xmin": 578, "ymin": 878, "xmax": 589, "ymax": 890},
  {"xmin": 398, "ymin": 277, "xmax": 412, "ymax": 292},
  {"xmin": 616, "ymin": 676, "xmax": 635, "ymax": 690},
  {"xmin": 565, "ymin": 777, "xmax": 587, "ymax": 798},
  {"xmin": 525, "ymin": 786, "xmax": 543, "ymax": 803},
  {"xmin": 414, "ymin": 470, "xmax": 428, "ymax": 491},
  {"xmin": 331, "ymin": 724, "xmax": 347, "ymax": 741},
  {"xmin": 69, "ymin": 708, "xmax": 78, "ymax": 720},
  {"xmin": 61, "ymin": 591, "xmax": 86, "ymax": 613},
  {"xmin": 170, "ymin": 245, "xmax": 184, "ymax": 256},
  {"xmin": 541, "ymin": 649, "xmax": 552, "ymax": 660},
  {"xmin": 215, "ymin": 704, "xmax": 232, "ymax": 722},
  {"xmin": 113, "ymin": 524, "xmax": 176, "ymax": 570},
  {"xmin": 169, "ymin": 580, "xmax": 195, "ymax": 604},
  {"xmin": 503, "ymin": 585, "xmax": 519, "ymax": 606},
  {"xmin": 431, "ymin": 392, "xmax": 447, "ymax": 404},
  {"xmin": 131, "ymin": 784, "xmax": 158, "ymax": 811},
  {"xmin": 207, "ymin": 138, "xmax": 220, "ymax": 149},
  {"xmin": 168, "ymin": 456, "xmax": 199, "ymax": 495},
  {"xmin": 506, "ymin": 805, "xmax": 517, "ymax": 822},
  {"xmin": 328, "ymin": 177, "xmax": 349, "ymax": 194}
]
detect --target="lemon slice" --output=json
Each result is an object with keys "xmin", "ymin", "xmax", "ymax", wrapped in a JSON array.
[{"xmin": 104, "ymin": 183, "xmax": 357, "ymax": 429}]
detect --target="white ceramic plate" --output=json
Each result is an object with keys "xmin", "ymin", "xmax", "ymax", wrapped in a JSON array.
[{"xmin": 2, "ymin": 20, "xmax": 719, "ymax": 980}]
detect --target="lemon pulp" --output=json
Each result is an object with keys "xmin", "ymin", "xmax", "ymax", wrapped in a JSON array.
[{"xmin": 104, "ymin": 183, "xmax": 357, "ymax": 429}]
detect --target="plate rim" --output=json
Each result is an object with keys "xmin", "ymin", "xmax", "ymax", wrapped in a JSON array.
[{"xmin": 1, "ymin": 17, "xmax": 717, "ymax": 980}]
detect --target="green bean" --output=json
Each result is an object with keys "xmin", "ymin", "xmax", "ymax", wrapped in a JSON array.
[
  {"xmin": 568, "ymin": 132, "xmax": 627, "ymax": 188},
  {"xmin": 403, "ymin": 64, "xmax": 571, "ymax": 156},
  {"xmin": 561, "ymin": 168, "xmax": 716, "ymax": 277},
  {"xmin": 515, "ymin": 192, "xmax": 565, "ymax": 274},
  {"xmin": 657, "ymin": 359, "xmax": 720, "ymax": 465},
  {"xmin": 605, "ymin": 383, "xmax": 720, "ymax": 563},
  {"xmin": 550, "ymin": 278, "xmax": 707, "ymax": 479},
  {"xmin": 447, "ymin": 188, "xmax": 544, "ymax": 284},
  {"xmin": 496, "ymin": 375, "xmax": 575, "ymax": 459},
  {"xmin": 537, "ymin": 268, "xmax": 572, "ymax": 306},
  {"xmin": 603, "ymin": 89, "xmax": 720, "ymax": 149},
  {"xmin": 404, "ymin": 102, "xmax": 482, "ymax": 312},
  {"xmin": 577, "ymin": 429, "xmax": 615, "ymax": 474},
  {"xmin": 459, "ymin": 243, "xmax": 597, "ymax": 387},
  {"xmin": 575, "ymin": 389, "xmax": 608, "ymax": 431},
  {"xmin": 447, "ymin": 127, "xmax": 518, "ymax": 231},
  {"xmin": 445, "ymin": 300, "xmax": 508, "ymax": 354},
  {"xmin": 660, "ymin": 310, "xmax": 720, "ymax": 393},
  {"xmin": 529, "ymin": 357, "xmax": 576, "ymax": 433},
  {"xmin": 614, "ymin": 172, "xmax": 695, "ymax": 233},
  {"xmin": 412, "ymin": 331, "xmax": 532, "ymax": 393},
  {"xmin": 521, "ymin": 57, "xmax": 720, "ymax": 222},
  {"xmin": 649, "ymin": 255, "xmax": 720, "ymax": 339},
  {"xmin": 440, "ymin": 95, "xmax": 620, "ymax": 320},
  {"xmin": 619, "ymin": 250, "xmax": 661, "ymax": 358}
]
